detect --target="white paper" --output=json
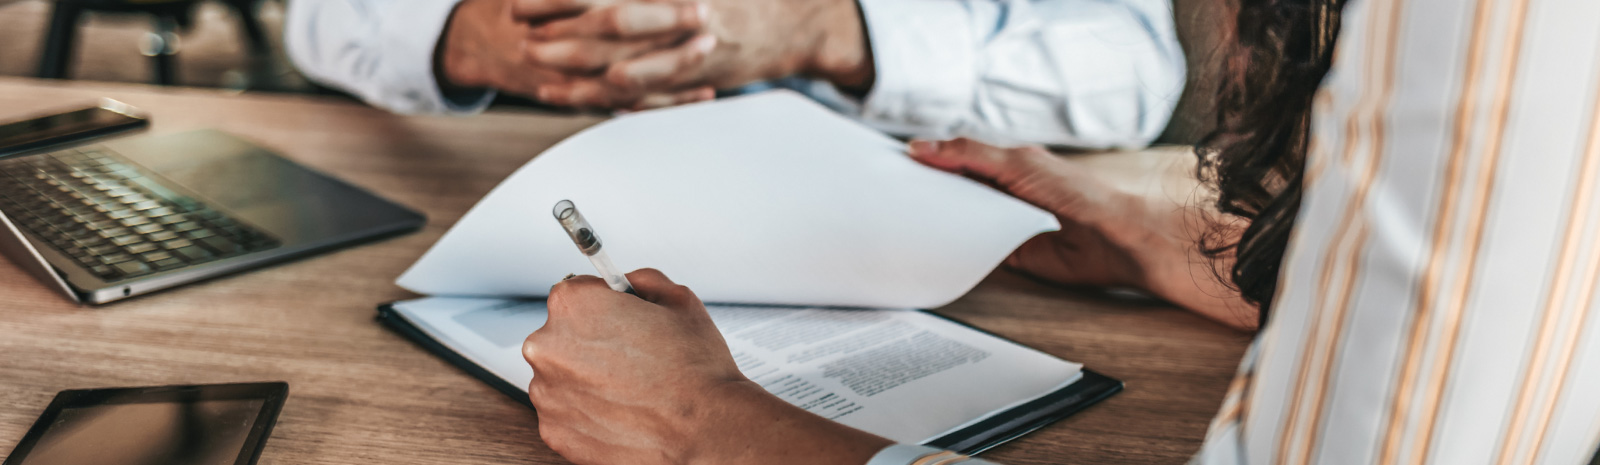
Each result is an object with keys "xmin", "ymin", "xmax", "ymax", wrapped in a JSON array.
[
  {"xmin": 390, "ymin": 297, "xmax": 1083, "ymax": 444},
  {"xmin": 396, "ymin": 91, "xmax": 1059, "ymax": 309}
]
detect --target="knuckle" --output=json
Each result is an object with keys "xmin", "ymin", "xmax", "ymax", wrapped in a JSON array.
[
  {"xmin": 522, "ymin": 332, "xmax": 544, "ymax": 363},
  {"xmin": 568, "ymin": 53, "xmax": 602, "ymax": 70},
  {"xmin": 679, "ymin": 47, "xmax": 708, "ymax": 67},
  {"xmin": 669, "ymin": 284, "xmax": 694, "ymax": 300},
  {"xmin": 527, "ymin": 377, "xmax": 549, "ymax": 405},
  {"xmin": 547, "ymin": 281, "xmax": 572, "ymax": 305},
  {"xmin": 946, "ymin": 137, "xmax": 973, "ymax": 153},
  {"xmin": 538, "ymin": 422, "xmax": 573, "ymax": 452},
  {"xmin": 677, "ymin": 3, "xmax": 701, "ymax": 27},
  {"xmin": 603, "ymin": 7, "xmax": 627, "ymax": 35},
  {"xmin": 1009, "ymin": 145, "xmax": 1053, "ymax": 168},
  {"xmin": 539, "ymin": 425, "xmax": 592, "ymax": 462},
  {"xmin": 604, "ymin": 66, "xmax": 639, "ymax": 89}
]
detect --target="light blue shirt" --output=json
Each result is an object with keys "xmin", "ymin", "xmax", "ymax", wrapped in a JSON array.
[{"xmin": 284, "ymin": 0, "xmax": 1184, "ymax": 149}]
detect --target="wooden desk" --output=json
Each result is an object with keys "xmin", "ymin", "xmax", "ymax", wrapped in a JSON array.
[{"xmin": 0, "ymin": 78, "xmax": 1250, "ymax": 464}]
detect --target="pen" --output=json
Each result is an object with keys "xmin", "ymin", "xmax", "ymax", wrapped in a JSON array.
[{"xmin": 552, "ymin": 200, "xmax": 636, "ymax": 294}]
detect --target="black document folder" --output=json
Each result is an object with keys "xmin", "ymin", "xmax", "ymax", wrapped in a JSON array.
[{"xmin": 377, "ymin": 302, "xmax": 1123, "ymax": 456}]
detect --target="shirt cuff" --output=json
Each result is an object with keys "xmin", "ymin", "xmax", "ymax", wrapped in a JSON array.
[
  {"xmin": 867, "ymin": 444, "xmax": 947, "ymax": 465},
  {"xmin": 380, "ymin": 0, "xmax": 496, "ymax": 114},
  {"xmin": 852, "ymin": 0, "xmax": 975, "ymax": 133},
  {"xmin": 866, "ymin": 444, "xmax": 999, "ymax": 465}
]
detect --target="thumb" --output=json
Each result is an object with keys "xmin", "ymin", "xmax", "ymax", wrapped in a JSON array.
[{"xmin": 624, "ymin": 268, "xmax": 704, "ymax": 311}]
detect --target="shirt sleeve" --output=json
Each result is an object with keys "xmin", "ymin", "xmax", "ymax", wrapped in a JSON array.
[
  {"xmin": 284, "ymin": 0, "xmax": 495, "ymax": 115},
  {"xmin": 1193, "ymin": 0, "xmax": 1600, "ymax": 463},
  {"xmin": 838, "ymin": 0, "xmax": 1184, "ymax": 149},
  {"xmin": 867, "ymin": 444, "xmax": 1002, "ymax": 465}
]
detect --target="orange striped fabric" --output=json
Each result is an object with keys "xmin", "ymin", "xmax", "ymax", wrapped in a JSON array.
[{"xmin": 1191, "ymin": 0, "xmax": 1600, "ymax": 464}]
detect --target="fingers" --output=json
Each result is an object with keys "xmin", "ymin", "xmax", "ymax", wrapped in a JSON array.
[
  {"xmin": 546, "ymin": 274, "xmax": 611, "ymax": 316},
  {"xmin": 486, "ymin": 65, "xmax": 575, "ymax": 98},
  {"xmin": 604, "ymin": 33, "xmax": 717, "ymax": 91},
  {"xmin": 630, "ymin": 86, "xmax": 716, "ymax": 110},
  {"xmin": 532, "ymin": 33, "xmax": 716, "ymax": 107},
  {"xmin": 530, "ymin": 2, "xmax": 707, "ymax": 40},
  {"xmin": 523, "ymin": 332, "xmax": 544, "ymax": 367},
  {"xmin": 910, "ymin": 138, "xmax": 1110, "ymax": 223},
  {"xmin": 914, "ymin": 137, "xmax": 1064, "ymax": 182},
  {"xmin": 525, "ymin": 36, "xmax": 681, "ymax": 73},
  {"xmin": 510, "ymin": 0, "xmax": 592, "ymax": 21},
  {"xmin": 907, "ymin": 138, "xmax": 1022, "ymax": 179},
  {"xmin": 536, "ymin": 79, "xmax": 711, "ymax": 109},
  {"xmin": 537, "ymin": 79, "xmax": 630, "ymax": 108},
  {"xmin": 624, "ymin": 268, "xmax": 703, "ymax": 310}
]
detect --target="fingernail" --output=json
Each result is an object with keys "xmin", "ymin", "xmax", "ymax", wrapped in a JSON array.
[
  {"xmin": 908, "ymin": 140, "xmax": 939, "ymax": 157},
  {"xmin": 694, "ymin": 2, "xmax": 710, "ymax": 23},
  {"xmin": 537, "ymin": 87, "xmax": 554, "ymax": 101}
]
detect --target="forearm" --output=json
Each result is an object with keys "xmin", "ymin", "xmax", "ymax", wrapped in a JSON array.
[
  {"xmin": 1144, "ymin": 233, "xmax": 1259, "ymax": 331},
  {"xmin": 690, "ymin": 381, "xmax": 891, "ymax": 465},
  {"xmin": 692, "ymin": 382, "xmax": 1011, "ymax": 465}
]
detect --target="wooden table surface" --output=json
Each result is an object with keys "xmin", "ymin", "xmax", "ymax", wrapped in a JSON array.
[{"xmin": 0, "ymin": 77, "xmax": 1251, "ymax": 464}]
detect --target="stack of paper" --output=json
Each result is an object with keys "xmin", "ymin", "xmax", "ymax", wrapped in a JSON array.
[{"xmin": 396, "ymin": 91, "xmax": 1059, "ymax": 309}]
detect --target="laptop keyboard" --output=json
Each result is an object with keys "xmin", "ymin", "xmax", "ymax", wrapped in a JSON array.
[{"xmin": 0, "ymin": 148, "xmax": 280, "ymax": 283}]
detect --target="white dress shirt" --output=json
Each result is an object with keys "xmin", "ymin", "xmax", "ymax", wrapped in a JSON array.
[{"xmin": 283, "ymin": 0, "xmax": 1185, "ymax": 149}]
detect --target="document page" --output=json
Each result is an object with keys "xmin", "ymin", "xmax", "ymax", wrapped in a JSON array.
[
  {"xmin": 391, "ymin": 297, "xmax": 1083, "ymax": 444},
  {"xmin": 395, "ymin": 91, "xmax": 1058, "ymax": 309}
]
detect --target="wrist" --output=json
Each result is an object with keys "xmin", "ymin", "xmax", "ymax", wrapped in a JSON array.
[
  {"xmin": 805, "ymin": 0, "xmax": 874, "ymax": 92},
  {"xmin": 1122, "ymin": 197, "xmax": 1259, "ymax": 330},
  {"xmin": 435, "ymin": 0, "xmax": 487, "ymax": 90},
  {"xmin": 1094, "ymin": 188, "xmax": 1184, "ymax": 292},
  {"xmin": 688, "ymin": 380, "xmax": 890, "ymax": 465}
]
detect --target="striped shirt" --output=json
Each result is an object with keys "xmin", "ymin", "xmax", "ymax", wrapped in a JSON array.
[
  {"xmin": 881, "ymin": 0, "xmax": 1600, "ymax": 462},
  {"xmin": 1192, "ymin": 0, "xmax": 1600, "ymax": 463}
]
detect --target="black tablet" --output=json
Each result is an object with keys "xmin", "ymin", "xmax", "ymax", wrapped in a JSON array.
[{"xmin": 2, "ymin": 382, "xmax": 288, "ymax": 465}]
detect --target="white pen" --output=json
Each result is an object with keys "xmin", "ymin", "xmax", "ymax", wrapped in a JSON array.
[{"xmin": 552, "ymin": 200, "xmax": 635, "ymax": 294}]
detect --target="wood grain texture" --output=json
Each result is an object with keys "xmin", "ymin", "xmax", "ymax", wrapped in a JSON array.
[{"xmin": 0, "ymin": 78, "xmax": 1250, "ymax": 465}]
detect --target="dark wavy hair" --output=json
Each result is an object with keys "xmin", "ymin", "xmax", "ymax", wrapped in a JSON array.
[{"xmin": 1196, "ymin": 0, "xmax": 1344, "ymax": 327}]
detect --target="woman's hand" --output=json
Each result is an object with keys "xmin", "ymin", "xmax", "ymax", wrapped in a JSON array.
[
  {"xmin": 523, "ymin": 269, "xmax": 891, "ymax": 465},
  {"xmin": 909, "ymin": 139, "xmax": 1258, "ymax": 330}
]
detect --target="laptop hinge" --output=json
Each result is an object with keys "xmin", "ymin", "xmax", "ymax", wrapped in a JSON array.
[{"xmin": 0, "ymin": 210, "xmax": 82, "ymax": 303}]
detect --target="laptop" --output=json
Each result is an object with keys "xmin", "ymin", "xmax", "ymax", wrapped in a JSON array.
[{"xmin": 0, "ymin": 99, "xmax": 426, "ymax": 304}]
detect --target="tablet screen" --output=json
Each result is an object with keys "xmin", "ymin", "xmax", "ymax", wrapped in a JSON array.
[
  {"xmin": 19, "ymin": 399, "xmax": 264, "ymax": 465},
  {"xmin": 4, "ymin": 383, "xmax": 287, "ymax": 465}
]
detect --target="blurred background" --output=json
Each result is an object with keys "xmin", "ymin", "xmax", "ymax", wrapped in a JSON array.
[
  {"xmin": 0, "ymin": 0, "xmax": 1218, "ymax": 142},
  {"xmin": 0, "ymin": 0, "xmax": 315, "ymax": 93}
]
